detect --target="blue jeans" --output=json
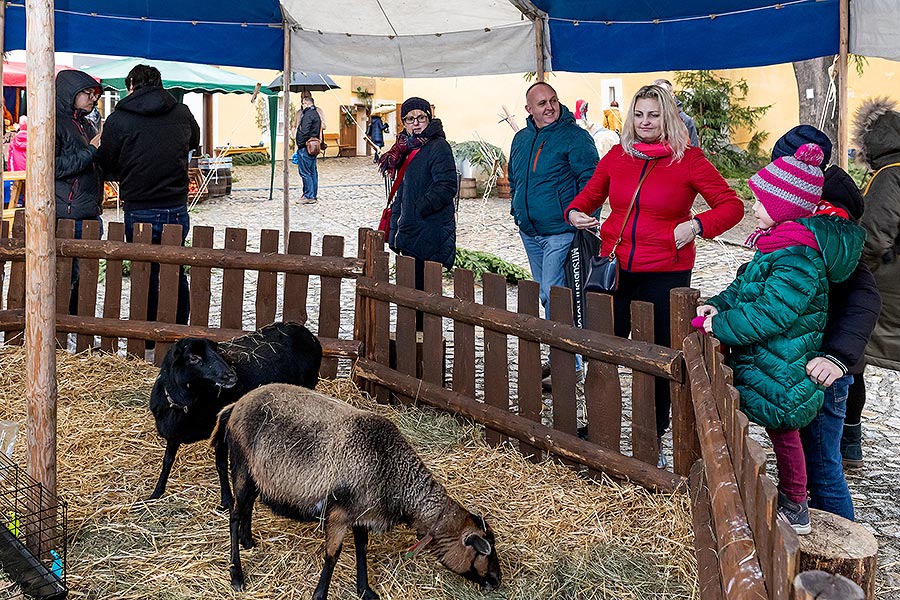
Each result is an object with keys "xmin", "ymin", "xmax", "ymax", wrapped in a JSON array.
[
  {"xmin": 124, "ymin": 206, "xmax": 191, "ymax": 325},
  {"xmin": 297, "ymin": 149, "xmax": 318, "ymax": 199},
  {"xmin": 519, "ymin": 229, "xmax": 581, "ymax": 371},
  {"xmin": 800, "ymin": 374, "xmax": 854, "ymax": 520}
]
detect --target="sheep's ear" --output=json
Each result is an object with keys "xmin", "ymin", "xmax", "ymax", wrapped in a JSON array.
[{"xmin": 464, "ymin": 533, "xmax": 492, "ymax": 556}]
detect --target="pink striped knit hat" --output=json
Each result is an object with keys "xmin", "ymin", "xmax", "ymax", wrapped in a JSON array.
[{"xmin": 748, "ymin": 143, "xmax": 824, "ymax": 223}]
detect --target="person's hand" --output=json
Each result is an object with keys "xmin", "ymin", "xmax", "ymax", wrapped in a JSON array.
[
  {"xmin": 90, "ymin": 133, "xmax": 101, "ymax": 148},
  {"xmin": 806, "ymin": 356, "xmax": 843, "ymax": 387},
  {"xmin": 674, "ymin": 220, "xmax": 696, "ymax": 250},
  {"xmin": 696, "ymin": 304, "xmax": 718, "ymax": 318},
  {"xmin": 568, "ymin": 209, "xmax": 600, "ymax": 229}
]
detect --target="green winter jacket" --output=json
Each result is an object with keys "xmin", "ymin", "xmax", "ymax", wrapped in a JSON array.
[
  {"xmin": 707, "ymin": 216, "xmax": 865, "ymax": 430},
  {"xmin": 508, "ymin": 105, "xmax": 599, "ymax": 237}
]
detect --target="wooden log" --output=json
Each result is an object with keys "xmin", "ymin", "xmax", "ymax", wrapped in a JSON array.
[
  {"xmin": 0, "ymin": 237, "xmax": 364, "ymax": 278},
  {"xmin": 549, "ymin": 286, "xmax": 577, "ymax": 438},
  {"xmin": 798, "ymin": 509, "xmax": 878, "ymax": 598},
  {"xmin": 517, "ymin": 279, "xmax": 542, "ymax": 461},
  {"xmin": 794, "ymin": 570, "xmax": 864, "ymax": 600},
  {"xmin": 189, "ymin": 226, "xmax": 214, "ymax": 328},
  {"xmin": 483, "ymin": 273, "xmax": 510, "ymax": 446},
  {"xmin": 772, "ymin": 518, "xmax": 801, "ymax": 600},
  {"xmin": 670, "ymin": 287, "xmax": 700, "ymax": 476},
  {"xmin": 254, "ymin": 229, "xmax": 280, "ymax": 329},
  {"xmin": 100, "ymin": 222, "xmax": 125, "ymax": 353},
  {"xmin": 630, "ymin": 300, "xmax": 657, "ymax": 465},
  {"xmin": 357, "ymin": 277, "xmax": 682, "ymax": 381},
  {"xmin": 422, "ymin": 261, "xmax": 444, "ymax": 387},
  {"xmin": 75, "ymin": 220, "xmax": 102, "ymax": 352},
  {"xmin": 283, "ymin": 230, "xmax": 312, "ymax": 324},
  {"xmin": 154, "ymin": 224, "xmax": 183, "ymax": 365},
  {"xmin": 319, "ymin": 235, "xmax": 345, "ymax": 378},
  {"xmin": 54, "ymin": 220, "xmax": 75, "ymax": 350},
  {"xmin": 689, "ymin": 461, "xmax": 725, "ymax": 600},
  {"xmin": 584, "ymin": 292, "xmax": 622, "ymax": 451},
  {"xmin": 127, "ymin": 224, "xmax": 152, "ymax": 356},
  {"xmin": 452, "ymin": 269, "xmax": 476, "ymax": 400}
]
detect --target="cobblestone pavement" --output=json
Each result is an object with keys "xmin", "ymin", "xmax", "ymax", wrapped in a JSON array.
[{"xmin": 102, "ymin": 158, "xmax": 900, "ymax": 596}]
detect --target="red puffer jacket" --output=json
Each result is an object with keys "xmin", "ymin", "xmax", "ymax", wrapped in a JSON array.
[{"xmin": 566, "ymin": 145, "xmax": 743, "ymax": 272}]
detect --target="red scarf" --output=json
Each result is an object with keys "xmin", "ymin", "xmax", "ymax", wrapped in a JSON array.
[
  {"xmin": 745, "ymin": 221, "xmax": 820, "ymax": 253},
  {"xmin": 814, "ymin": 200, "xmax": 850, "ymax": 220},
  {"xmin": 630, "ymin": 141, "xmax": 673, "ymax": 159}
]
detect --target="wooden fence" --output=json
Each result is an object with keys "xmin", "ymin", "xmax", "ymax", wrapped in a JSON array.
[{"xmin": 0, "ymin": 222, "xmax": 867, "ymax": 598}]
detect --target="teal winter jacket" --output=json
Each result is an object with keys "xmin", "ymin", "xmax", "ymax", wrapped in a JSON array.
[
  {"xmin": 707, "ymin": 216, "xmax": 865, "ymax": 430},
  {"xmin": 508, "ymin": 105, "xmax": 599, "ymax": 237}
]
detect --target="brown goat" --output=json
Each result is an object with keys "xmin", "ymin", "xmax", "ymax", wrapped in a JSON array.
[{"xmin": 211, "ymin": 383, "xmax": 502, "ymax": 599}]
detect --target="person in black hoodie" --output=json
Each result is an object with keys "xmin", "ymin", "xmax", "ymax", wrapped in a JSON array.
[
  {"xmin": 97, "ymin": 64, "xmax": 200, "ymax": 328},
  {"xmin": 378, "ymin": 97, "xmax": 457, "ymax": 329},
  {"xmin": 770, "ymin": 125, "xmax": 881, "ymax": 520},
  {"xmin": 55, "ymin": 69, "xmax": 104, "ymax": 314},
  {"xmin": 295, "ymin": 95, "xmax": 321, "ymax": 204}
]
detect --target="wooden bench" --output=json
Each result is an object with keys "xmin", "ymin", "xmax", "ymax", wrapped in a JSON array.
[{"xmin": 322, "ymin": 132, "xmax": 340, "ymax": 157}]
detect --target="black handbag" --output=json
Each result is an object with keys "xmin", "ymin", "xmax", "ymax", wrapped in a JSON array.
[{"xmin": 585, "ymin": 162, "xmax": 656, "ymax": 293}]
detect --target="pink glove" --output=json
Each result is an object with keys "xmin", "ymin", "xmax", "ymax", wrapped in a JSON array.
[{"xmin": 691, "ymin": 316, "xmax": 708, "ymax": 333}]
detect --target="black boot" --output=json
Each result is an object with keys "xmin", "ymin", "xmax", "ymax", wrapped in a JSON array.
[{"xmin": 841, "ymin": 422, "xmax": 863, "ymax": 469}]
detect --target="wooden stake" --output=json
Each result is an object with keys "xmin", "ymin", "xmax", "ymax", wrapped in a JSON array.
[
  {"xmin": 202, "ymin": 92, "xmax": 214, "ymax": 156},
  {"xmin": 534, "ymin": 17, "xmax": 546, "ymax": 83},
  {"xmin": 282, "ymin": 21, "xmax": 292, "ymax": 240},
  {"xmin": 838, "ymin": 0, "xmax": 849, "ymax": 170},
  {"xmin": 24, "ymin": 0, "xmax": 59, "ymax": 517}
]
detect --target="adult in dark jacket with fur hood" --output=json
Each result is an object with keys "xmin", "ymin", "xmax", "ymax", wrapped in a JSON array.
[
  {"xmin": 378, "ymin": 97, "xmax": 457, "ymax": 309},
  {"xmin": 55, "ymin": 69, "xmax": 103, "ymax": 314}
]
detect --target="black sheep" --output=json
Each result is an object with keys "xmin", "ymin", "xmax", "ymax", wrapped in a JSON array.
[{"xmin": 148, "ymin": 321, "xmax": 322, "ymax": 504}]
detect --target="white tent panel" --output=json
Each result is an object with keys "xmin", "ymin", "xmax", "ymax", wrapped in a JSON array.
[
  {"xmin": 850, "ymin": 0, "xmax": 900, "ymax": 61},
  {"xmin": 281, "ymin": 0, "xmax": 538, "ymax": 77}
]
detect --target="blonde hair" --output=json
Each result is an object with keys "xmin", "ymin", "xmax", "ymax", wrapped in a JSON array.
[{"xmin": 620, "ymin": 85, "xmax": 689, "ymax": 161}]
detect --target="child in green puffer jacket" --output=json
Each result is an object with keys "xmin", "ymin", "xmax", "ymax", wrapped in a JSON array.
[{"xmin": 694, "ymin": 144, "xmax": 865, "ymax": 535}]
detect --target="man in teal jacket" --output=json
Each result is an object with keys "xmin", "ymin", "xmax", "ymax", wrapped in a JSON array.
[{"xmin": 509, "ymin": 82, "xmax": 598, "ymax": 382}]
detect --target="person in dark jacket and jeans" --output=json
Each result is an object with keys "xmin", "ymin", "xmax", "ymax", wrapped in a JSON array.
[
  {"xmin": 295, "ymin": 96, "xmax": 321, "ymax": 204},
  {"xmin": 771, "ymin": 125, "xmax": 881, "ymax": 521},
  {"xmin": 378, "ymin": 97, "xmax": 457, "ymax": 329},
  {"xmin": 55, "ymin": 69, "xmax": 104, "ymax": 315},
  {"xmin": 97, "ymin": 64, "xmax": 200, "ymax": 329}
]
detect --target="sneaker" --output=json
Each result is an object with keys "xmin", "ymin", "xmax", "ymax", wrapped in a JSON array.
[
  {"xmin": 777, "ymin": 492, "xmax": 811, "ymax": 535},
  {"xmin": 542, "ymin": 368, "xmax": 583, "ymax": 392},
  {"xmin": 840, "ymin": 422, "xmax": 863, "ymax": 470},
  {"xmin": 302, "ymin": 197, "xmax": 318, "ymax": 205}
]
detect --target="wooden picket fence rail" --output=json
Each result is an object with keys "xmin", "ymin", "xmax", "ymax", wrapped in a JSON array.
[{"xmin": 0, "ymin": 221, "xmax": 863, "ymax": 598}]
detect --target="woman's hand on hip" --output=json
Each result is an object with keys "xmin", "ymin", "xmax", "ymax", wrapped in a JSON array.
[
  {"xmin": 674, "ymin": 220, "xmax": 696, "ymax": 250},
  {"xmin": 568, "ymin": 209, "xmax": 600, "ymax": 229}
]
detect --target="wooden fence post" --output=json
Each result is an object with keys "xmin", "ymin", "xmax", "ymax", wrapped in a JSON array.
[
  {"xmin": 630, "ymin": 300, "xmax": 657, "ymax": 465},
  {"xmin": 584, "ymin": 292, "xmax": 622, "ymax": 452},
  {"xmin": 549, "ymin": 286, "xmax": 577, "ymax": 438},
  {"xmin": 483, "ymin": 273, "xmax": 510, "ymax": 445},
  {"xmin": 670, "ymin": 287, "xmax": 700, "ymax": 476},
  {"xmin": 517, "ymin": 279, "xmax": 542, "ymax": 461}
]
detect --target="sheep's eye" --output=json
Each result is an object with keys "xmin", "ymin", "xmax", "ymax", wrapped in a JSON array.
[{"xmin": 187, "ymin": 354, "xmax": 202, "ymax": 366}]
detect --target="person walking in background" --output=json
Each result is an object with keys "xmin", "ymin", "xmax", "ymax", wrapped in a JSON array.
[
  {"xmin": 8, "ymin": 115, "xmax": 27, "ymax": 172},
  {"xmin": 566, "ymin": 84, "xmax": 742, "ymax": 466},
  {"xmin": 97, "ymin": 64, "xmax": 200, "ymax": 329},
  {"xmin": 575, "ymin": 99, "xmax": 619, "ymax": 159},
  {"xmin": 55, "ymin": 70, "xmax": 104, "ymax": 315},
  {"xmin": 653, "ymin": 79, "xmax": 699, "ymax": 147},
  {"xmin": 849, "ymin": 98, "xmax": 900, "ymax": 467},
  {"xmin": 509, "ymin": 82, "xmax": 599, "ymax": 388},
  {"xmin": 378, "ymin": 97, "xmax": 457, "ymax": 330},
  {"xmin": 295, "ymin": 95, "xmax": 321, "ymax": 205},
  {"xmin": 696, "ymin": 144, "xmax": 865, "ymax": 534},
  {"xmin": 367, "ymin": 113, "xmax": 389, "ymax": 161},
  {"xmin": 603, "ymin": 100, "xmax": 623, "ymax": 135},
  {"xmin": 771, "ymin": 126, "xmax": 880, "ymax": 521}
]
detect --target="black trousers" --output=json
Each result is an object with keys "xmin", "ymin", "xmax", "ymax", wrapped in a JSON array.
[
  {"xmin": 845, "ymin": 374, "xmax": 866, "ymax": 425},
  {"xmin": 609, "ymin": 268, "xmax": 692, "ymax": 439}
]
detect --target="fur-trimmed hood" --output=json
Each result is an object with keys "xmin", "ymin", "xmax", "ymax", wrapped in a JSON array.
[{"xmin": 852, "ymin": 97, "xmax": 900, "ymax": 169}]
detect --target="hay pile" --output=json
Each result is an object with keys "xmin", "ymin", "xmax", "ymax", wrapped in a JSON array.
[{"xmin": 0, "ymin": 347, "xmax": 696, "ymax": 599}]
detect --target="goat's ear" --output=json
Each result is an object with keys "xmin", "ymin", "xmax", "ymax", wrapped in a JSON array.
[{"xmin": 464, "ymin": 533, "xmax": 492, "ymax": 556}]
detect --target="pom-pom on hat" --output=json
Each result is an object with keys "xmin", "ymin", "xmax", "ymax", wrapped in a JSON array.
[
  {"xmin": 400, "ymin": 97, "xmax": 432, "ymax": 120},
  {"xmin": 749, "ymin": 143, "xmax": 825, "ymax": 223}
]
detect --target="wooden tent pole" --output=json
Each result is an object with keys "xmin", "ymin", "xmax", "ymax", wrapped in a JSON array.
[
  {"xmin": 25, "ymin": 0, "xmax": 59, "ymax": 508},
  {"xmin": 534, "ymin": 16, "xmax": 546, "ymax": 83},
  {"xmin": 282, "ymin": 22, "xmax": 291, "ymax": 239},
  {"xmin": 838, "ymin": 0, "xmax": 849, "ymax": 170},
  {"xmin": 202, "ymin": 92, "xmax": 214, "ymax": 156}
]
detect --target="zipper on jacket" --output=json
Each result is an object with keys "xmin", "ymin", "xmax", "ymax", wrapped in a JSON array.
[
  {"xmin": 626, "ymin": 160, "xmax": 650, "ymax": 272},
  {"xmin": 521, "ymin": 136, "xmax": 541, "ymax": 232},
  {"xmin": 532, "ymin": 142, "xmax": 545, "ymax": 172}
]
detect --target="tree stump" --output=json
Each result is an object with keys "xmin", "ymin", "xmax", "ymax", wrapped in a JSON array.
[
  {"xmin": 798, "ymin": 509, "xmax": 877, "ymax": 598},
  {"xmin": 794, "ymin": 570, "xmax": 864, "ymax": 599}
]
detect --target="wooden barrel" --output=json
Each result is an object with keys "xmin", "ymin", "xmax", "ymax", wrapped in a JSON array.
[
  {"xmin": 199, "ymin": 157, "xmax": 233, "ymax": 197},
  {"xmin": 459, "ymin": 177, "xmax": 477, "ymax": 199},
  {"xmin": 496, "ymin": 177, "xmax": 511, "ymax": 199}
]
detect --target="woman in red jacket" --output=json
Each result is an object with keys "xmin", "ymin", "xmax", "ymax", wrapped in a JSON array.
[{"xmin": 566, "ymin": 84, "xmax": 743, "ymax": 464}]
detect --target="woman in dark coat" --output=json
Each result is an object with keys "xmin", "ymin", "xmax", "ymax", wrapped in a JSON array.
[{"xmin": 378, "ymin": 97, "xmax": 457, "ymax": 315}]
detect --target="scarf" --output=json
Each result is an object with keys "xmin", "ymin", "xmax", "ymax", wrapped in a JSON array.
[
  {"xmin": 629, "ymin": 141, "xmax": 673, "ymax": 160},
  {"xmin": 814, "ymin": 200, "xmax": 850, "ymax": 220},
  {"xmin": 378, "ymin": 130, "xmax": 431, "ymax": 175},
  {"xmin": 745, "ymin": 221, "xmax": 820, "ymax": 253}
]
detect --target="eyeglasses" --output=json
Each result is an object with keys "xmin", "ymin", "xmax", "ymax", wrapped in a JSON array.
[
  {"xmin": 403, "ymin": 115, "xmax": 429, "ymax": 125},
  {"xmin": 80, "ymin": 90, "xmax": 101, "ymax": 100}
]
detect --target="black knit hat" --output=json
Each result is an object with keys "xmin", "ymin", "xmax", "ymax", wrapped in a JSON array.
[
  {"xmin": 401, "ymin": 97, "xmax": 432, "ymax": 120},
  {"xmin": 772, "ymin": 125, "xmax": 833, "ymax": 167}
]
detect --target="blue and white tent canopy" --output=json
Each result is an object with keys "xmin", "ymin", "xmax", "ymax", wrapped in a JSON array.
[{"xmin": 2, "ymin": 1, "xmax": 897, "ymax": 76}]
